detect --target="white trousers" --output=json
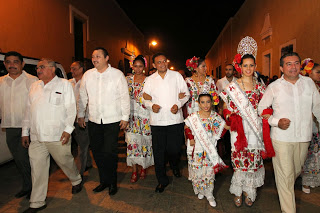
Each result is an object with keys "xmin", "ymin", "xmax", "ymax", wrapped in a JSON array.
[
  {"xmin": 28, "ymin": 139, "xmax": 81, "ymax": 208},
  {"xmin": 272, "ymin": 139, "xmax": 309, "ymax": 213}
]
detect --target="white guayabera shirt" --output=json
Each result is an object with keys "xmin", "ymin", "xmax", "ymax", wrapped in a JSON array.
[
  {"xmin": 143, "ymin": 69, "xmax": 190, "ymax": 126},
  {"xmin": 0, "ymin": 71, "xmax": 38, "ymax": 128},
  {"xmin": 78, "ymin": 65, "xmax": 130, "ymax": 124},
  {"xmin": 258, "ymin": 75, "xmax": 320, "ymax": 142},
  {"xmin": 22, "ymin": 76, "xmax": 76, "ymax": 142}
]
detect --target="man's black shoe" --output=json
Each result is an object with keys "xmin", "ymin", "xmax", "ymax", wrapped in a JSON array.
[
  {"xmin": 22, "ymin": 204, "xmax": 47, "ymax": 213},
  {"xmin": 155, "ymin": 184, "xmax": 168, "ymax": 193},
  {"xmin": 109, "ymin": 183, "xmax": 118, "ymax": 195},
  {"xmin": 173, "ymin": 169, "xmax": 181, "ymax": 177},
  {"xmin": 15, "ymin": 190, "xmax": 31, "ymax": 198},
  {"xmin": 72, "ymin": 182, "xmax": 82, "ymax": 194},
  {"xmin": 93, "ymin": 183, "xmax": 109, "ymax": 192}
]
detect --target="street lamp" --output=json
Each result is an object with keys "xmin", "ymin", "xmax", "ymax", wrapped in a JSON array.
[{"xmin": 148, "ymin": 40, "xmax": 157, "ymax": 71}]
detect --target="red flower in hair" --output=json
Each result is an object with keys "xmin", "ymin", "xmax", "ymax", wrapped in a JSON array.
[{"xmin": 235, "ymin": 54, "xmax": 241, "ymax": 64}]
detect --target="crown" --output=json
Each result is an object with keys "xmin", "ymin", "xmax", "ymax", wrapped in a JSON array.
[{"xmin": 237, "ymin": 36, "xmax": 258, "ymax": 58}]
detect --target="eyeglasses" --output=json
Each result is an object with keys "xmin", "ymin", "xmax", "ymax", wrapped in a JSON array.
[{"xmin": 35, "ymin": 65, "xmax": 54, "ymax": 71}]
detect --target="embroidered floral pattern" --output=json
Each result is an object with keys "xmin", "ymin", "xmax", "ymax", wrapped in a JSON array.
[
  {"xmin": 231, "ymin": 149, "xmax": 264, "ymax": 172},
  {"xmin": 187, "ymin": 112, "xmax": 225, "ymax": 194},
  {"xmin": 125, "ymin": 76, "xmax": 153, "ymax": 168},
  {"xmin": 186, "ymin": 76, "xmax": 219, "ymax": 115}
]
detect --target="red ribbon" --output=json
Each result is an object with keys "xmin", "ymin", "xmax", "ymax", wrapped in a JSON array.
[{"xmin": 230, "ymin": 114, "xmax": 248, "ymax": 152}]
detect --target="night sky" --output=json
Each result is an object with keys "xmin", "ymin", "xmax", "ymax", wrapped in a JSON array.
[{"xmin": 115, "ymin": 0, "xmax": 245, "ymax": 70}]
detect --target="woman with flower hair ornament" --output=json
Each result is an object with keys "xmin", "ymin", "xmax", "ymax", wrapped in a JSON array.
[
  {"xmin": 185, "ymin": 57, "xmax": 219, "ymax": 116},
  {"xmin": 220, "ymin": 50, "xmax": 273, "ymax": 207},
  {"xmin": 125, "ymin": 55, "xmax": 154, "ymax": 183},
  {"xmin": 300, "ymin": 58, "xmax": 320, "ymax": 193},
  {"xmin": 184, "ymin": 93, "xmax": 228, "ymax": 207}
]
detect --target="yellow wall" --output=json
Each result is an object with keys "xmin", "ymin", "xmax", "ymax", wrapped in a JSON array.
[
  {"xmin": 0, "ymin": 0, "xmax": 145, "ymax": 72},
  {"xmin": 206, "ymin": 0, "xmax": 320, "ymax": 78}
]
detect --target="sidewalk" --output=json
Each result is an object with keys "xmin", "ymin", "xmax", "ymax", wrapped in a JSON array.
[{"xmin": 0, "ymin": 131, "xmax": 319, "ymax": 213}]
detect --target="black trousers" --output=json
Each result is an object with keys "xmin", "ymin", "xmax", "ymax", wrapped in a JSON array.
[
  {"xmin": 88, "ymin": 121, "xmax": 120, "ymax": 185},
  {"xmin": 151, "ymin": 123, "xmax": 184, "ymax": 185},
  {"xmin": 6, "ymin": 128, "xmax": 32, "ymax": 191}
]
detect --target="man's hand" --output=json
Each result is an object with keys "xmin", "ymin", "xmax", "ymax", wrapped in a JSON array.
[
  {"xmin": 22, "ymin": 136, "xmax": 30, "ymax": 148},
  {"xmin": 119, "ymin": 120, "xmax": 128, "ymax": 130},
  {"xmin": 278, "ymin": 118, "xmax": 291, "ymax": 130},
  {"xmin": 143, "ymin": 93, "xmax": 152, "ymax": 101},
  {"xmin": 78, "ymin": 117, "xmax": 86, "ymax": 128},
  {"xmin": 261, "ymin": 114, "xmax": 271, "ymax": 119},
  {"xmin": 60, "ymin": 131, "xmax": 71, "ymax": 145},
  {"xmin": 189, "ymin": 139, "xmax": 195, "ymax": 146},
  {"xmin": 179, "ymin": 92, "xmax": 186, "ymax": 99},
  {"xmin": 152, "ymin": 104, "xmax": 161, "ymax": 113},
  {"xmin": 171, "ymin": 104, "xmax": 178, "ymax": 114}
]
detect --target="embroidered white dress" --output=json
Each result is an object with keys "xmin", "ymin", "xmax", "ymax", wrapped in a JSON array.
[
  {"xmin": 185, "ymin": 111, "xmax": 226, "ymax": 198},
  {"xmin": 125, "ymin": 76, "xmax": 154, "ymax": 168},
  {"xmin": 220, "ymin": 81, "xmax": 266, "ymax": 202}
]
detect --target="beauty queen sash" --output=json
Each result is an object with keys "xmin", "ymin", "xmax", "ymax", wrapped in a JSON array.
[
  {"xmin": 220, "ymin": 82, "xmax": 263, "ymax": 145},
  {"xmin": 185, "ymin": 113, "xmax": 226, "ymax": 167}
]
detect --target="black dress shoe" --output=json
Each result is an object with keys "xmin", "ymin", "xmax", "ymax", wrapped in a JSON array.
[
  {"xmin": 173, "ymin": 169, "xmax": 181, "ymax": 177},
  {"xmin": 23, "ymin": 204, "xmax": 47, "ymax": 213},
  {"xmin": 15, "ymin": 190, "xmax": 31, "ymax": 198},
  {"xmin": 109, "ymin": 183, "xmax": 118, "ymax": 195},
  {"xmin": 155, "ymin": 184, "xmax": 168, "ymax": 193},
  {"xmin": 93, "ymin": 183, "xmax": 109, "ymax": 192},
  {"xmin": 72, "ymin": 182, "xmax": 83, "ymax": 194}
]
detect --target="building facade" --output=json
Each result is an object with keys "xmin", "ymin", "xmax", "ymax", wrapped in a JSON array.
[
  {"xmin": 0, "ymin": 0, "xmax": 145, "ymax": 74},
  {"xmin": 206, "ymin": 0, "xmax": 320, "ymax": 79}
]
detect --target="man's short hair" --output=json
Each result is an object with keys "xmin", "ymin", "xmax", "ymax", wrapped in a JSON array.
[
  {"xmin": 40, "ymin": 58, "xmax": 57, "ymax": 69},
  {"xmin": 94, "ymin": 47, "xmax": 109, "ymax": 58},
  {"xmin": 225, "ymin": 64, "xmax": 234, "ymax": 70},
  {"xmin": 74, "ymin": 61, "xmax": 85, "ymax": 72},
  {"xmin": 4, "ymin": 51, "xmax": 23, "ymax": 62},
  {"xmin": 280, "ymin": 52, "xmax": 301, "ymax": 67},
  {"xmin": 152, "ymin": 53, "xmax": 166, "ymax": 63}
]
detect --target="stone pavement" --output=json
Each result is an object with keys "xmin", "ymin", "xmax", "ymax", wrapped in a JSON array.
[{"xmin": 0, "ymin": 131, "xmax": 319, "ymax": 213}]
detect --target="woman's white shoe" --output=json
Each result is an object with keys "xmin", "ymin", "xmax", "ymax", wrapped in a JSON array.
[
  {"xmin": 198, "ymin": 194, "xmax": 204, "ymax": 200},
  {"xmin": 302, "ymin": 186, "xmax": 310, "ymax": 194},
  {"xmin": 207, "ymin": 197, "xmax": 216, "ymax": 207}
]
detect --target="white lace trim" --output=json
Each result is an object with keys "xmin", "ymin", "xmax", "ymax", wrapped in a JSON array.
[
  {"xmin": 229, "ymin": 167, "xmax": 265, "ymax": 202},
  {"xmin": 127, "ymin": 157, "xmax": 154, "ymax": 169},
  {"xmin": 125, "ymin": 132, "xmax": 152, "ymax": 146},
  {"xmin": 302, "ymin": 172, "xmax": 320, "ymax": 187}
]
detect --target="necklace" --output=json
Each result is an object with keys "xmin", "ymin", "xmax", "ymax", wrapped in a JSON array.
[
  {"xmin": 241, "ymin": 77, "xmax": 255, "ymax": 92},
  {"xmin": 195, "ymin": 75, "xmax": 206, "ymax": 94}
]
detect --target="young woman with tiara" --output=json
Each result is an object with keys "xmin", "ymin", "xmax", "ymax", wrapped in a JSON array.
[{"xmin": 220, "ymin": 36, "xmax": 274, "ymax": 207}]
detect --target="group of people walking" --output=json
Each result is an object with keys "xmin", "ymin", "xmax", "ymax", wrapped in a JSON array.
[{"xmin": 1, "ymin": 35, "xmax": 320, "ymax": 213}]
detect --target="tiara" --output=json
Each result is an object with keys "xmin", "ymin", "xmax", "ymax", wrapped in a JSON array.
[{"xmin": 237, "ymin": 36, "xmax": 258, "ymax": 58}]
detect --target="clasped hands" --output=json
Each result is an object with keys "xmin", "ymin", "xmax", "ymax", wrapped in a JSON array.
[{"xmin": 143, "ymin": 92, "xmax": 186, "ymax": 114}]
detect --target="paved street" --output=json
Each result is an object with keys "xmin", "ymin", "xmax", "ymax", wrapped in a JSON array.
[{"xmin": 0, "ymin": 131, "xmax": 319, "ymax": 213}]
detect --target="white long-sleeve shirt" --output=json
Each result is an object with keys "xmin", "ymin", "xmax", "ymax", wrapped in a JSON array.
[
  {"xmin": 78, "ymin": 65, "xmax": 130, "ymax": 124},
  {"xmin": 258, "ymin": 75, "xmax": 320, "ymax": 142},
  {"xmin": 143, "ymin": 70, "xmax": 190, "ymax": 126},
  {"xmin": 69, "ymin": 78, "xmax": 88, "ymax": 122},
  {"xmin": 22, "ymin": 76, "xmax": 76, "ymax": 142},
  {"xmin": 216, "ymin": 76, "xmax": 237, "ymax": 94},
  {"xmin": 0, "ymin": 71, "xmax": 38, "ymax": 128}
]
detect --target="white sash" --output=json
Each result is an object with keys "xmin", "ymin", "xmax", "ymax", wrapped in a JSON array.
[
  {"xmin": 185, "ymin": 113, "xmax": 225, "ymax": 166},
  {"xmin": 221, "ymin": 82, "xmax": 263, "ymax": 143}
]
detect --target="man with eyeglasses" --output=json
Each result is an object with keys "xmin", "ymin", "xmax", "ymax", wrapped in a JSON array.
[
  {"xmin": 69, "ymin": 61, "xmax": 93, "ymax": 177},
  {"xmin": 22, "ymin": 58, "xmax": 82, "ymax": 213},
  {"xmin": 0, "ymin": 51, "xmax": 38, "ymax": 199}
]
